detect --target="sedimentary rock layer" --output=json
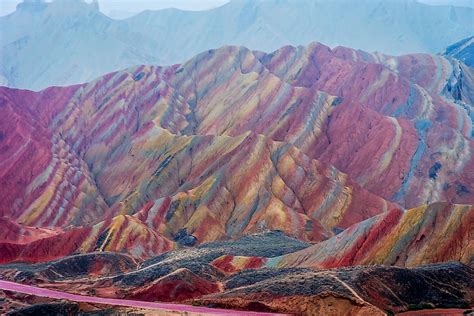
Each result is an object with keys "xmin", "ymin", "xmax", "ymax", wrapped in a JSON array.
[
  {"xmin": 212, "ymin": 202, "xmax": 473, "ymax": 271},
  {"xmin": 0, "ymin": 42, "xmax": 473, "ymax": 263}
]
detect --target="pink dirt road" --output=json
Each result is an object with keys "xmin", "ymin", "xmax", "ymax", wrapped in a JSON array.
[
  {"xmin": 0, "ymin": 280, "xmax": 284, "ymax": 315},
  {"xmin": 397, "ymin": 309, "xmax": 472, "ymax": 315}
]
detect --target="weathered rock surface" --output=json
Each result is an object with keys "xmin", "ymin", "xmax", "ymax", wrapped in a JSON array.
[
  {"xmin": 1, "ymin": 237, "xmax": 471, "ymax": 316},
  {"xmin": 1, "ymin": 41, "xmax": 473, "ymax": 315},
  {"xmin": 1, "ymin": 42, "xmax": 473, "ymax": 264},
  {"xmin": 213, "ymin": 203, "xmax": 473, "ymax": 270}
]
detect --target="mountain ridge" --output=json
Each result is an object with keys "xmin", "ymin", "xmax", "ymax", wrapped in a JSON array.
[{"xmin": 1, "ymin": 0, "xmax": 473, "ymax": 90}]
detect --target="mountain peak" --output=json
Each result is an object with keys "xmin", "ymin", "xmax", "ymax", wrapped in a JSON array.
[{"xmin": 16, "ymin": 0, "xmax": 47, "ymax": 13}]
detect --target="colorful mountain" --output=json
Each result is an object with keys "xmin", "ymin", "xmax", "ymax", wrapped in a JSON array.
[
  {"xmin": 1, "ymin": 43, "xmax": 472, "ymax": 241},
  {"xmin": 0, "ymin": 214, "xmax": 174, "ymax": 264},
  {"xmin": 211, "ymin": 202, "xmax": 473, "ymax": 272},
  {"xmin": 1, "ymin": 41, "xmax": 473, "ymax": 314},
  {"xmin": 1, "ymin": 0, "xmax": 473, "ymax": 90}
]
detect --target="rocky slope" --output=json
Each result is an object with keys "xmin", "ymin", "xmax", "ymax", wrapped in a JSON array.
[
  {"xmin": 211, "ymin": 202, "xmax": 473, "ymax": 271},
  {"xmin": 1, "ymin": 42, "xmax": 474, "ymax": 263},
  {"xmin": 0, "ymin": 234, "xmax": 472, "ymax": 316},
  {"xmin": 1, "ymin": 0, "xmax": 473, "ymax": 90},
  {"xmin": 1, "ymin": 41, "xmax": 473, "ymax": 314},
  {"xmin": 195, "ymin": 262, "xmax": 473, "ymax": 315},
  {"xmin": 444, "ymin": 36, "xmax": 474, "ymax": 67},
  {"xmin": 0, "ymin": 214, "xmax": 174, "ymax": 264}
]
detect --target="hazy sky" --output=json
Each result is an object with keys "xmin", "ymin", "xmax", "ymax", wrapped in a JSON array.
[{"xmin": 1, "ymin": 0, "xmax": 473, "ymax": 17}]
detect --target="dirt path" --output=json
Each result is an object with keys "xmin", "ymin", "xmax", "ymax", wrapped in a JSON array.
[
  {"xmin": 397, "ymin": 309, "xmax": 472, "ymax": 315},
  {"xmin": 0, "ymin": 280, "xmax": 283, "ymax": 315}
]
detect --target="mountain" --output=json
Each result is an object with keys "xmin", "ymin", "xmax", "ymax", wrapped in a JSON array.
[
  {"xmin": 0, "ymin": 0, "xmax": 160, "ymax": 90},
  {"xmin": 1, "ymin": 0, "xmax": 473, "ymax": 90},
  {"xmin": 1, "ymin": 42, "xmax": 474, "ymax": 250},
  {"xmin": 2, "ymin": 43, "xmax": 473, "ymax": 238},
  {"xmin": 211, "ymin": 202, "xmax": 473, "ymax": 271},
  {"xmin": 444, "ymin": 36, "xmax": 474, "ymax": 67},
  {"xmin": 1, "ymin": 41, "xmax": 473, "ymax": 314},
  {"xmin": 0, "ymin": 215, "xmax": 174, "ymax": 264}
]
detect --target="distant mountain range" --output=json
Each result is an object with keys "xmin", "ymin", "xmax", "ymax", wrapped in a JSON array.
[{"xmin": 1, "ymin": 0, "xmax": 473, "ymax": 90}]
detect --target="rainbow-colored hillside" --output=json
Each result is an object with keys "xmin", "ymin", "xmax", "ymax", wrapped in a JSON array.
[{"xmin": 0, "ymin": 41, "xmax": 473, "ymax": 315}]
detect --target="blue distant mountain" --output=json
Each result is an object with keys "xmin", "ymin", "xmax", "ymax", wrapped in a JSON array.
[{"xmin": 1, "ymin": 0, "xmax": 473, "ymax": 90}]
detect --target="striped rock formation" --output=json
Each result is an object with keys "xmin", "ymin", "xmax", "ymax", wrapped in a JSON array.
[
  {"xmin": 0, "ymin": 88, "xmax": 108, "ymax": 227},
  {"xmin": 0, "ymin": 129, "xmax": 394, "ymax": 263},
  {"xmin": 256, "ymin": 43, "xmax": 474, "ymax": 207},
  {"xmin": 211, "ymin": 202, "xmax": 473, "ymax": 272},
  {"xmin": 0, "ymin": 214, "xmax": 174, "ymax": 263},
  {"xmin": 0, "ymin": 42, "xmax": 473, "ymax": 263}
]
